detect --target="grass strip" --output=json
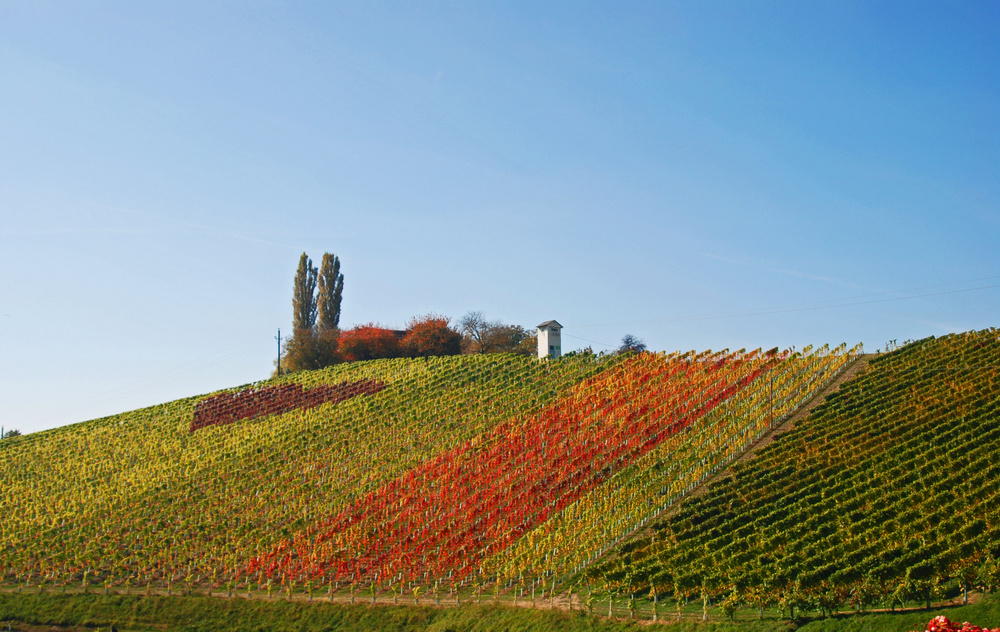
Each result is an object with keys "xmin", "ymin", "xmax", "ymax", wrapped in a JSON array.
[{"xmin": 0, "ymin": 592, "xmax": 995, "ymax": 632}]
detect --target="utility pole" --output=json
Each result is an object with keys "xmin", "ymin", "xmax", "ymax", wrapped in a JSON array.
[{"xmin": 275, "ymin": 329, "xmax": 282, "ymax": 376}]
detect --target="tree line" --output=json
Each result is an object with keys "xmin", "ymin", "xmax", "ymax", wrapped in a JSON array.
[{"xmin": 277, "ymin": 253, "xmax": 536, "ymax": 374}]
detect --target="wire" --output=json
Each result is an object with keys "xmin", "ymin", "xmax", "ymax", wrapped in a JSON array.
[
  {"xmin": 567, "ymin": 281, "xmax": 1000, "ymax": 329},
  {"xmin": 16, "ymin": 345, "xmax": 260, "ymax": 427},
  {"xmin": 562, "ymin": 333, "xmax": 615, "ymax": 348}
]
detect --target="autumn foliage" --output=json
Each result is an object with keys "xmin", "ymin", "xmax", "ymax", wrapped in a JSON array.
[
  {"xmin": 251, "ymin": 351, "xmax": 772, "ymax": 584},
  {"xmin": 337, "ymin": 317, "xmax": 463, "ymax": 362},
  {"xmin": 281, "ymin": 328, "xmax": 339, "ymax": 373},
  {"xmin": 190, "ymin": 380, "xmax": 386, "ymax": 432},
  {"xmin": 914, "ymin": 616, "xmax": 1000, "ymax": 632},
  {"xmin": 284, "ymin": 318, "xmax": 464, "ymax": 370},
  {"xmin": 401, "ymin": 315, "xmax": 462, "ymax": 357},
  {"xmin": 337, "ymin": 324, "xmax": 402, "ymax": 362}
]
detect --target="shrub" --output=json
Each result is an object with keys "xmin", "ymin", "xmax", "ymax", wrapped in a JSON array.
[
  {"xmin": 338, "ymin": 324, "xmax": 401, "ymax": 362},
  {"xmin": 402, "ymin": 315, "xmax": 462, "ymax": 358}
]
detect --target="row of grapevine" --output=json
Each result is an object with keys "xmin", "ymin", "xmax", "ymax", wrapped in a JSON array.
[{"xmin": 190, "ymin": 380, "xmax": 386, "ymax": 432}]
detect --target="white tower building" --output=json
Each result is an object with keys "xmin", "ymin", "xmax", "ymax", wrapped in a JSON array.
[{"xmin": 537, "ymin": 320, "xmax": 562, "ymax": 359}]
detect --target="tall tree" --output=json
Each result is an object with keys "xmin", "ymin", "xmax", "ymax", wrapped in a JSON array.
[
  {"xmin": 317, "ymin": 253, "xmax": 344, "ymax": 332},
  {"xmin": 279, "ymin": 328, "xmax": 338, "ymax": 373},
  {"xmin": 292, "ymin": 253, "xmax": 318, "ymax": 331}
]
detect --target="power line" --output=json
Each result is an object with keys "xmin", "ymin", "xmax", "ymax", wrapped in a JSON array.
[
  {"xmin": 567, "ymin": 281, "xmax": 1000, "ymax": 330},
  {"xmin": 16, "ymin": 345, "xmax": 258, "ymax": 427},
  {"xmin": 562, "ymin": 333, "xmax": 615, "ymax": 348}
]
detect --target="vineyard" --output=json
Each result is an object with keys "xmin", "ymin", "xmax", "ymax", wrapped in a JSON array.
[
  {"xmin": 2, "ymin": 331, "xmax": 995, "ymax": 623},
  {"xmin": 594, "ymin": 329, "xmax": 1000, "ymax": 619}
]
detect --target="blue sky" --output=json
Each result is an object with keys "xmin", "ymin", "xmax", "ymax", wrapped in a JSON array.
[{"xmin": 2, "ymin": 1, "xmax": 997, "ymax": 434}]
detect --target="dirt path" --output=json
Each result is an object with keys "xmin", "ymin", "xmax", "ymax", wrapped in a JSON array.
[
  {"xmin": 734, "ymin": 353, "xmax": 869, "ymax": 463},
  {"xmin": 668, "ymin": 354, "xmax": 868, "ymax": 509},
  {"xmin": 690, "ymin": 354, "xmax": 869, "ymax": 498}
]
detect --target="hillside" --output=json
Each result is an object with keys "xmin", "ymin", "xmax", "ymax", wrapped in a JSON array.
[{"xmin": 0, "ymin": 342, "xmax": 857, "ymax": 605}]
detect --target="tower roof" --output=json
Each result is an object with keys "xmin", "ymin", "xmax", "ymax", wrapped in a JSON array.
[{"xmin": 537, "ymin": 320, "xmax": 562, "ymax": 329}]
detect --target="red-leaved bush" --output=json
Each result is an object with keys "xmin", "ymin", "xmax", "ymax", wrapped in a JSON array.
[
  {"xmin": 914, "ymin": 616, "xmax": 1000, "ymax": 632},
  {"xmin": 337, "ymin": 324, "xmax": 401, "ymax": 362},
  {"xmin": 401, "ymin": 314, "xmax": 462, "ymax": 357}
]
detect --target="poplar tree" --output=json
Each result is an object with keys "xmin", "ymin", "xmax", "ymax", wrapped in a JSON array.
[
  {"xmin": 317, "ymin": 253, "xmax": 344, "ymax": 332},
  {"xmin": 292, "ymin": 253, "xmax": 318, "ymax": 332}
]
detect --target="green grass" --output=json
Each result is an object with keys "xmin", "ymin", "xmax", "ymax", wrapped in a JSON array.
[
  {"xmin": 0, "ymin": 593, "xmax": 642, "ymax": 632},
  {"xmin": 795, "ymin": 595, "xmax": 1000, "ymax": 632},
  {"xmin": 2, "ymin": 592, "xmax": 995, "ymax": 632}
]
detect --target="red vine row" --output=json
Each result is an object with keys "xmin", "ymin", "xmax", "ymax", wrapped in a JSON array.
[{"xmin": 190, "ymin": 380, "xmax": 387, "ymax": 432}]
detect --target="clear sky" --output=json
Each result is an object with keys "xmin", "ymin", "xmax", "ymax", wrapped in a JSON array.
[{"xmin": 2, "ymin": 1, "xmax": 997, "ymax": 435}]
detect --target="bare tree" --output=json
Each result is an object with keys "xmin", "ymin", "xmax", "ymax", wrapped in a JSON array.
[
  {"xmin": 458, "ymin": 311, "xmax": 534, "ymax": 355},
  {"xmin": 459, "ymin": 311, "xmax": 491, "ymax": 353},
  {"xmin": 617, "ymin": 334, "xmax": 647, "ymax": 354},
  {"xmin": 483, "ymin": 323, "xmax": 534, "ymax": 355}
]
